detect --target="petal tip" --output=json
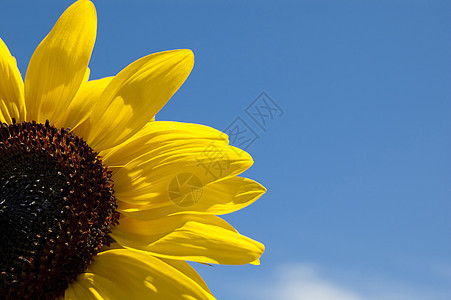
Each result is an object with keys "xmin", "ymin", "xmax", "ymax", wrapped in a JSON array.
[{"xmin": 178, "ymin": 49, "xmax": 195, "ymax": 69}]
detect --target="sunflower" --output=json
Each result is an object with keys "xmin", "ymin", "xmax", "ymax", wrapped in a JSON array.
[{"xmin": 0, "ymin": 1, "xmax": 265, "ymax": 299}]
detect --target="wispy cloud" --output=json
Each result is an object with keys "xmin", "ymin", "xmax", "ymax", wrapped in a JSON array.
[
  {"xmin": 248, "ymin": 263, "xmax": 364, "ymax": 300},
  {"xmin": 235, "ymin": 262, "xmax": 451, "ymax": 300}
]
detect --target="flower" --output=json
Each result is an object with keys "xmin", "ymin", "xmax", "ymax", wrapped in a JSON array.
[{"xmin": 0, "ymin": 0, "xmax": 265, "ymax": 299}]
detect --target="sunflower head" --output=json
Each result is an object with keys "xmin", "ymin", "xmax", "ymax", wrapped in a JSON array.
[
  {"xmin": 0, "ymin": 119, "xmax": 119, "ymax": 297},
  {"xmin": 0, "ymin": 1, "xmax": 265, "ymax": 299}
]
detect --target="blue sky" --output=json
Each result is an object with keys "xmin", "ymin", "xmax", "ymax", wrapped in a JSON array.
[{"xmin": 1, "ymin": 0, "xmax": 450, "ymax": 299}]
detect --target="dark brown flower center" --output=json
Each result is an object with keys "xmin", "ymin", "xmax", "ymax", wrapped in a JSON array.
[{"xmin": 0, "ymin": 119, "xmax": 119, "ymax": 299}]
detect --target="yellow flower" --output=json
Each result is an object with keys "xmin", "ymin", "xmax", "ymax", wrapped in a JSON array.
[{"xmin": 0, "ymin": 1, "xmax": 265, "ymax": 299}]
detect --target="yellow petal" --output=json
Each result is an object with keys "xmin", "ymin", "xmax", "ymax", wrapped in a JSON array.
[
  {"xmin": 0, "ymin": 37, "xmax": 25, "ymax": 123},
  {"xmin": 113, "ymin": 142, "xmax": 251, "ymax": 205},
  {"xmin": 98, "ymin": 243, "xmax": 212, "ymax": 290},
  {"xmin": 24, "ymin": 0, "xmax": 96, "ymax": 124},
  {"xmin": 111, "ymin": 215, "xmax": 264, "ymax": 265},
  {"xmin": 118, "ymin": 176, "xmax": 266, "ymax": 219},
  {"xmin": 67, "ymin": 249, "xmax": 216, "ymax": 300},
  {"xmin": 83, "ymin": 67, "xmax": 90, "ymax": 83},
  {"xmin": 58, "ymin": 77, "xmax": 113, "ymax": 132},
  {"xmin": 102, "ymin": 121, "xmax": 228, "ymax": 167},
  {"xmin": 65, "ymin": 273, "xmax": 126, "ymax": 300},
  {"xmin": 159, "ymin": 258, "xmax": 212, "ymax": 294},
  {"xmin": 85, "ymin": 49, "xmax": 194, "ymax": 151},
  {"xmin": 102, "ymin": 121, "xmax": 252, "ymax": 205}
]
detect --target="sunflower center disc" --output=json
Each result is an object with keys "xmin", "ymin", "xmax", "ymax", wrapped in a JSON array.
[{"xmin": 0, "ymin": 120, "xmax": 119, "ymax": 299}]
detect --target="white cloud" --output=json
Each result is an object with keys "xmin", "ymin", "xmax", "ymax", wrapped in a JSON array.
[
  {"xmin": 240, "ymin": 263, "xmax": 451, "ymax": 300},
  {"xmin": 252, "ymin": 263, "xmax": 364, "ymax": 300}
]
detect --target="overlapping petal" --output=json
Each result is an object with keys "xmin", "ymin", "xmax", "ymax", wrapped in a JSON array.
[
  {"xmin": 110, "ymin": 215, "xmax": 264, "ymax": 265},
  {"xmin": 102, "ymin": 121, "xmax": 228, "ymax": 166},
  {"xmin": 58, "ymin": 77, "xmax": 112, "ymax": 131},
  {"xmin": 0, "ymin": 37, "xmax": 25, "ymax": 123},
  {"xmin": 65, "ymin": 273, "xmax": 129, "ymax": 300},
  {"xmin": 24, "ymin": 0, "xmax": 96, "ymax": 124},
  {"xmin": 102, "ymin": 121, "xmax": 253, "ymax": 205},
  {"xmin": 66, "ymin": 249, "xmax": 215, "ymax": 300},
  {"xmin": 84, "ymin": 50, "xmax": 194, "ymax": 151},
  {"xmin": 114, "ymin": 141, "xmax": 251, "ymax": 205},
  {"xmin": 118, "ymin": 176, "xmax": 266, "ymax": 219}
]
